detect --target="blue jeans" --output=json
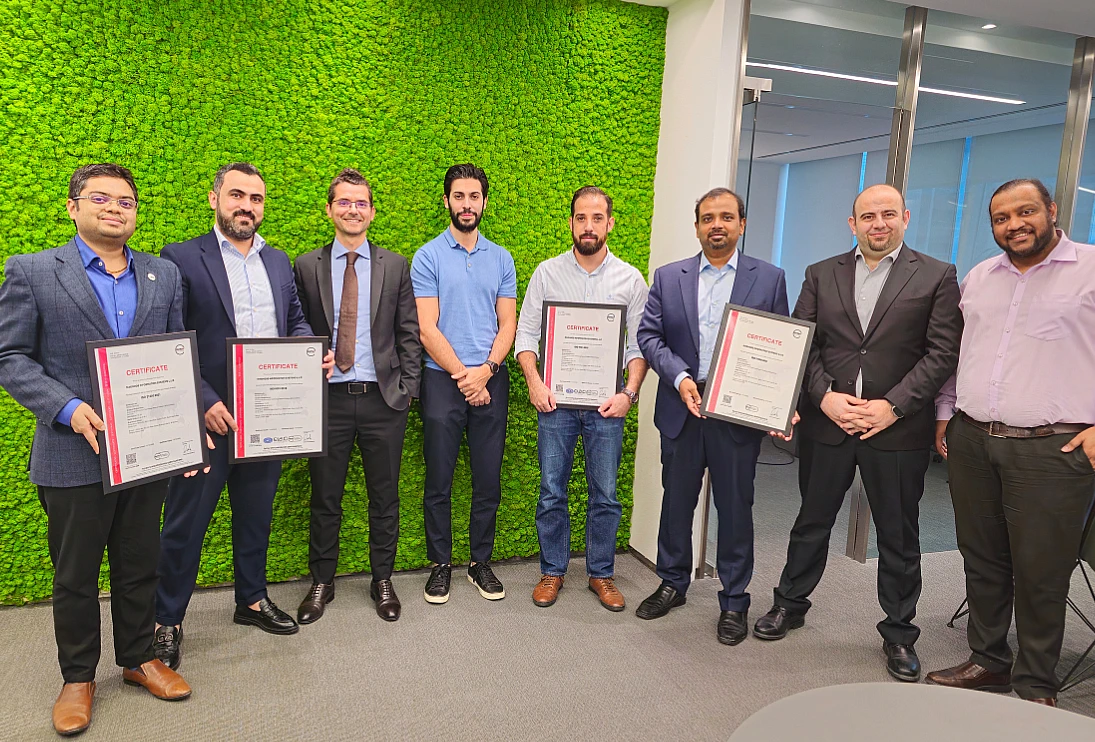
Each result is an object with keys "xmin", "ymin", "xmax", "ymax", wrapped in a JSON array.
[{"xmin": 536, "ymin": 409, "xmax": 625, "ymax": 578}]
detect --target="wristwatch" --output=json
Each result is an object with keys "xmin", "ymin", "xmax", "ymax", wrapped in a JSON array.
[
  {"xmin": 622, "ymin": 388, "xmax": 639, "ymax": 405},
  {"xmin": 485, "ymin": 360, "xmax": 500, "ymax": 375},
  {"xmin": 890, "ymin": 403, "xmax": 905, "ymax": 419}
]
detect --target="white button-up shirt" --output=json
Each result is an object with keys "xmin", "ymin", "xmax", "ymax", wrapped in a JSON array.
[{"xmin": 215, "ymin": 224, "xmax": 278, "ymax": 338}]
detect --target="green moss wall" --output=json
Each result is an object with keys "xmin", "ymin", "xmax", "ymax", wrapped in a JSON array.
[{"xmin": 0, "ymin": 1, "xmax": 666, "ymax": 603}]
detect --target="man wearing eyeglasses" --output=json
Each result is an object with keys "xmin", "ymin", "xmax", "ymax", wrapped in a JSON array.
[
  {"xmin": 292, "ymin": 169, "xmax": 422, "ymax": 624},
  {"xmin": 0, "ymin": 163, "xmax": 195, "ymax": 736}
]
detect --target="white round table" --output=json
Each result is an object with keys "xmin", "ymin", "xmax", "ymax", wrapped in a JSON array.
[{"xmin": 729, "ymin": 683, "xmax": 1095, "ymax": 741}]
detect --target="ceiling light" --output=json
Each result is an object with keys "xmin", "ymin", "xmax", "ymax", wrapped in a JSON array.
[
  {"xmin": 982, "ymin": 23, "xmax": 997, "ymax": 30},
  {"xmin": 745, "ymin": 61, "xmax": 1025, "ymax": 105},
  {"xmin": 1080, "ymin": 187, "xmax": 1095, "ymax": 195}
]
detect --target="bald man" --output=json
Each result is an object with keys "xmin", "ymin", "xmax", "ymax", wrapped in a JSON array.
[{"xmin": 753, "ymin": 185, "xmax": 962, "ymax": 682}]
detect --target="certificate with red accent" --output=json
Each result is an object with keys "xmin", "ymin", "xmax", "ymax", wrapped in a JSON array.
[
  {"xmin": 698, "ymin": 305, "xmax": 814, "ymax": 436},
  {"xmin": 86, "ymin": 331, "xmax": 208, "ymax": 494},
  {"xmin": 227, "ymin": 337, "xmax": 328, "ymax": 462},
  {"xmin": 539, "ymin": 301, "xmax": 627, "ymax": 410}
]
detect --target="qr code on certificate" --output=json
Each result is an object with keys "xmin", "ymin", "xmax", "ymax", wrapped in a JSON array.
[
  {"xmin": 125, "ymin": 453, "xmax": 136, "ymax": 466},
  {"xmin": 722, "ymin": 394, "xmax": 733, "ymax": 406},
  {"xmin": 250, "ymin": 434, "xmax": 260, "ymax": 444}
]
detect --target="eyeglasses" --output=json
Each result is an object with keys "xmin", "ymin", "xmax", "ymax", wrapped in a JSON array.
[
  {"xmin": 333, "ymin": 199, "xmax": 371, "ymax": 210},
  {"xmin": 73, "ymin": 194, "xmax": 138, "ymax": 210}
]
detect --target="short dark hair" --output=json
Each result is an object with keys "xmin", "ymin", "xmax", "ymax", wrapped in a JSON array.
[
  {"xmin": 327, "ymin": 168, "xmax": 373, "ymax": 204},
  {"xmin": 213, "ymin": 162, "xmax": 264, "ymax": 193},
  {"xmin": 851, "ymin": 184, "xmax": 906, "ymax": 218},
  {"xmin": 570, "ymin": 185, "xmax": 613, "ymax": 217},
  {"xmin": 444, "ymin": 163, "xmax": 489, "ymax": 199},
  {"xmin": 694, "ymin": 187, "xmax": 745, "ymax": 222},
  {"xmin": 990, "ymin": 178, "xmax": 1054, "ymax": 213},
  {"xmin": 68, "ymin": 163, "xmax": 138, "ymax": 202}
]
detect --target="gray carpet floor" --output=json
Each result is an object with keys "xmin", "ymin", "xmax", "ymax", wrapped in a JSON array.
[{"xmin": 3, "ymin": 547, "xmax": 1094, "ymax": 739}]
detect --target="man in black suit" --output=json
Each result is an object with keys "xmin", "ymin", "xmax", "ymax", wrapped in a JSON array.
[
  {"xmin": 293, "ymin": 169, "xmax": 422, "ymax": 624},
  {"xmin": 752, "ymin": 184, "xmax": 962, "ymax": 682}
]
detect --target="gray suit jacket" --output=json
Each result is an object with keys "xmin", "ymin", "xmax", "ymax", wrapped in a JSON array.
[
  {"xmin": 0, "ymin": 239, "xmax": 185, "ymax": 487},
  {"xmin": 294, "ymin": 241, "xmax": 422, "ymax": 410}
]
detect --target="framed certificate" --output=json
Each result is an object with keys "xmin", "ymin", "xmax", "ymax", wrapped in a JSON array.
[
  {"xmin": 699, "ymin": 305, "xmax": 815, "ymax": 436},
  {"xmin": 539, "ymin": 301, "xmax": 627, "ymax": 410},
  {"xmin": 227, "ymin": 337, "xmax": 328, "ymax": 462},
  {"xmin": 87, "ymin": 331, "xmax": 209, "ymax": 494}
]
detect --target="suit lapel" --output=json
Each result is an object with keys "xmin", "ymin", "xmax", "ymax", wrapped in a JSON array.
[
  {"xmin": 863, "ymin": 246, "xmax": 918, "ymax": 343},
  {"xmin": 56, "ymin": 240, "xmax": 115, "ymax": 339},
  {"xmin": 258, "ymin": 246, "xmax": 286, "ymax": 336},
  {"xmin": 728, "ymin": 254, "xmax": 757, "ymax": 306},
  {"xmin": 369, "ymin": 241, "xmax": 383, "ymax": 327},
  {"xmin": 835, "ymin": 250, "xmax": 863, "ymax": 337},
  {"xmin": 200, "ymin": 232, "xmax": 237, "ymax": 332},
  {"xmin": 316, "ymin": 243, "xmax": 335, "ymax": 331},
  {"xmin": 128, "ymin": 251, "xmax": 156, "ymax": 337},
  {"xmin": 678, "ymin": 255, "xmax": 701, "ymax": 356}
]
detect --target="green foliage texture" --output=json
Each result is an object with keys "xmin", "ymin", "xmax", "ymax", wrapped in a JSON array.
[{"xmin": 0, "ymin": 1, "xmax": 666, "ymax": 603}]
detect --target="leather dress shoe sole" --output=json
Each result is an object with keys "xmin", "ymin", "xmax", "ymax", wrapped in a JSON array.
[
  {"xmin": 886, "ymin": 663, "xmax": 922, "ymax": 683},
  {"xmin": 233, "ymin": 613, "xmax": 300, "ymax": 635},
  {"xmin": 752, "ymin": 614, "xmax": 804, "ymax": 641},
  {"xmin": 122, "ymin": 677, "xmax": 192, "ymax": 701}
]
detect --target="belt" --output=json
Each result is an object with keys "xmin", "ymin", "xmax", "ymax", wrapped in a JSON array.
[
  {"xmin": 959, "ymin": 411, "xmax": 1089, "ymax": 439},
  {"xmin": 330, "ymin": 381, "xmax": 376, "ymax": 395}
]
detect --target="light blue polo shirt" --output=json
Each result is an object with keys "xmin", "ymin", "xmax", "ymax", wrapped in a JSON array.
[{"xmin": 411, "ymin": 228, "xmax": 518, "ymax": 371}]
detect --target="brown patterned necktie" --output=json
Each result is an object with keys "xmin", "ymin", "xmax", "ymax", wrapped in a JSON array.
[{"xmin": 335, "ymin": 251, "xmax": 358, "ymax": 373}]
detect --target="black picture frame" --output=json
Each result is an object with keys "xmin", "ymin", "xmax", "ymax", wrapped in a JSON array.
[{"xmin": 538, "ymin": 300, "xmax": 628, "ymax": 411}]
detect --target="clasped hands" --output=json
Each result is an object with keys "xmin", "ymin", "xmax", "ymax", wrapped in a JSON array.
[
  {"xmin": 821, "ymin": 391, "xmax": 897, "ymax": 440},
  {"xmin": 453, "ymin": 364, "xmax": 494, "ymax": 406}
]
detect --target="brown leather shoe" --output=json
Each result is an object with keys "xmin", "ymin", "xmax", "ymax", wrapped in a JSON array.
[
  {"xmin": 53, "ymin": 682, "xmax": 94, "ymax": 736},
  {"xmin": 122, "ymin": 660, "xmax": 192, "ymax": 701},
  {"xmin": 532, "ymin": 575, "xmax": 563, "ymax": 607},
  {"xmin": 1026, "ymin": 697, "xmax": 1058, "ymax": 707},
  {"xmin": 588, "ymin": 577, "xmax": 626, "ymax": 612},
  {"xmin": 925, "ymin": 661, "xmax": 1012, "ymax": 693}
]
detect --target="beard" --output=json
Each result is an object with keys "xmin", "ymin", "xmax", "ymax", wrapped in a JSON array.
[
  {"xmin": 217, "ymin": 207, "xmax": 262, "ymax": 241},
  {"xmin": 700, "ymin": 231, "xmax": 736, "ymax": 253},
  {"xmin": 996, "ymin": 219, "xmax": 1056, "ymax": 260},
  {"xmin": 858, "ymin": 231, "xmax": 901, "ymax": 255},
  {"xmin": 573, "ymin": 232, "xmax": 606, "ymax": 256},
  {"xmin": 449, "ymin": 206, "xmax": 482, "ymax": 234}
]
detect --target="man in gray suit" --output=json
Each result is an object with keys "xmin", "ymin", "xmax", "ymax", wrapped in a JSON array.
[
  {"xmin": 293, "ymin": 168, "xmax": 422, "ymax": 624},
  {"xmin": 0, "ymin": 164, "xmax": 197, "ymax": 736}
]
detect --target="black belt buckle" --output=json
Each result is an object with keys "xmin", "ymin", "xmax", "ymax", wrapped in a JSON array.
[{"xmin": 347, "ymin": 382, "xmax": 367, "ymax": 395}]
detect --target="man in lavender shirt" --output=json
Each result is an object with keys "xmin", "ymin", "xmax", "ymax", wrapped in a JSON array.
[{"xmin": 927, "ymin": 178, "xmax": 1095, "ymax": 707}]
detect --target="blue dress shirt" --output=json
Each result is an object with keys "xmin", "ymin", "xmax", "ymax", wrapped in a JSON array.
[
  {"xmin": 329, "ymin": 239, "xmax": 377, "ymax": 383},
  {"xmin": 674, "ymin": 250, "xmax": 739, "ymax": 389},
  {"xmin": 56, "ymin": 235, "xmax": 138, "ymax": 426}
]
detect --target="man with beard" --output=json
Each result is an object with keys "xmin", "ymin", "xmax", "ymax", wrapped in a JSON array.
[
  {"xmin": 927, "ymin": 179, "xmax": 1095, "ymax": 707},
  {"xmin": 514, "ymin": 186, "xmax": 648, "ymax": 611},
  {"xmin": 635, "ymin": 188, "xmax": 790, "ymax": 645},
  {"xmin": 411, "ymin": 164, "xmax": 517, "ymax": 603},
  {"xmin": 753, "ymin": 184, "xmax": 961, "ymax": 683},
  {"xmin": 154, "ymin": 163, "xmax": 333, "ymax": 669}
]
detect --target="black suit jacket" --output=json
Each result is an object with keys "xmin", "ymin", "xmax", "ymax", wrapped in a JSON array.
[
  {"xmin": 794, "ymin": 245, "xmax": 962, "ymax": 451},
  {"xmin": 294, "ymin": 241, "xmax": 421, "ymax": 411}
]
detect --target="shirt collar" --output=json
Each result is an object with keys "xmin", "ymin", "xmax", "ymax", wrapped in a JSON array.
[
  {"xmin": 854, "ymin": 243, "xmax": 901, "ymax": 267},
  {"xmin": 332, "ymin": 238, "xmax": 369, "ymax": 260},
  {"xmin": 442, "ymin": 227, "xmax": 485, "ymax": 253},
  {"xmin": 699, "ymin": 249, "xmax": 739, "ymax": 273},
  {"xmin": 214, "ymin": 223, "xmax": 265, "ymax": 256},
  {"xmin": 74, "ymin": 234, "xmax": 133, "ymax": 270},
  {"xmin": 988, "ymin": 230, "xmax": 1077, "ymax": 274},
  {"xmin": 568, "ymin": 247, "xmax": 613, "ymax": 276}
]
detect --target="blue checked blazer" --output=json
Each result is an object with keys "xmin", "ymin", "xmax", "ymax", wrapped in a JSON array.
[{"xmin": 0, "ymin": 239, "xmax": 185, "ymax": 487}]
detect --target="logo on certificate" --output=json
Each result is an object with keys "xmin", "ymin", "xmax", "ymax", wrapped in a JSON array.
[
  {"xmin": 175, "ymin": 344, "xmax": 185, "ymax": 355},
  {"xmin": 306, "ymin": 346, "xmax": 317, "ymax": 357}
]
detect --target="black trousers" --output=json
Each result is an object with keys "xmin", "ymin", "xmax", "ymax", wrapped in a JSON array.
[
  {"xmin": 657, "ymin": 415, "xmax": 763, "ymax": 612},
  {"xmin": 774, "ymin": 434, "xmax": 929, "ymax": 645},
  {"xmin": 420, "ymin": 366, "xmax": 509, "ymax": 564},
  {"xmin": 309, "ymin": 384, "xmax": 408, "ymax": 583},
  {"xmin": 157, "ymin": 435, "xmax": 282, "ymax": 625},
  {"xmin": 947, "ymin": 414, "xmax": 1095, "ymax": 699},
  {"xmin": 39, "ymin": 480, "xmax": 167, "ymax": 683}
]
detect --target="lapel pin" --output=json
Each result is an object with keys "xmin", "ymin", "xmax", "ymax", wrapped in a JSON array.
[{"xmin": 148, "ymin": 273, "xmax": 156, "ymax": 281}]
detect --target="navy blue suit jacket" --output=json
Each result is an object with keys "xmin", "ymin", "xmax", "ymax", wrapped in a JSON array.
[
  {"xmin": 637, "ymin": 252, "xmax": 789, "ymax": 441},
  {"xmin": 161, "ymin": 231, "xmax": 312, "ymax": 412}
]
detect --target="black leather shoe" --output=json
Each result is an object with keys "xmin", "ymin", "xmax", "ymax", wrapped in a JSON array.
[
  {"xmin": 233, "ymin": 598, "xmax": 300, "ymax": 635},
  {"xmin": 153, "ymin": 625, "xmax": 182, "ymax": 670},
  {"xmin": 752, "ymin": 605, "xmax": 805, "ymax": 640},
  {"xmin": 370, "ymin": 579, "xmax": 401, "ymax": 622},
  {"xmin": 884, "ymin": 642, "xmax": 921, "ymax": 682},
  {"xmin": 297, "ymin": 582, "xmax": 334, "ymax": 625},
  {"xmin": 635, "ymin": 584, "xmax": 686, "ymax": 620},
  {"xmin": 717, "ymin": 610, "xmax": 748, "ymax": 646},
  {"xmin": 424, "ymin": 564, "xmax": 452, "ymax": 604}
]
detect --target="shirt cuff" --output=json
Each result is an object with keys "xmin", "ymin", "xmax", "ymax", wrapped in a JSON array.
[
  {"xmin": 935, "ymin": 403, "xmax": 955, "ymax": 422},
  {"xmin": 673, "ymin": 371, "xmax": 691, "ymax": 391},
  {"xmin": 56, "ymin": 398, "xmax": 82, "ymax": 427}
]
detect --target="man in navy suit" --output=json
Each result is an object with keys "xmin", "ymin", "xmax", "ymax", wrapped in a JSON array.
[
  {"xmin": 154, "ymin": 163, "xmax": 332, "ymax": 669},
  {"xmin": 636, "ymin": 187, "xmax": 790, "ymax": 646}
]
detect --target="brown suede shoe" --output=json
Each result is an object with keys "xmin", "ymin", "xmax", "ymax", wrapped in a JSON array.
[
  {"xmin": 588, "ymin": 577, "xmax": 626, "ymax": 612},
  {"xmin": 122, "ymin": 660, "xmax": 192, "ymax": 701},
  {"xmin": 53, "ymin": 682, "xmax": 94, "ymax": 736},
  {"xmin": 925, "ymin": 661, "xmax": 1012, "ymax": 693},
  {"xmin": 533, "ymin": 575, "xmax": 563, "ymax": 607},
  {"xmin": 1026, "ymin": 697, "xmax": 1058, "ymax": 707}
]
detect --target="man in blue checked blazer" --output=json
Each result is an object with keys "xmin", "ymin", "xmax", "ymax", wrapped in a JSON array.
[{"xmin": 0, "ymin": 164, "xmax": 196, "ymax": 735}]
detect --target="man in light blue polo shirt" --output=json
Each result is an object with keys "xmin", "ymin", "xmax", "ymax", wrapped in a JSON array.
[{"xmin": 411, "ymin": 164, "xmax": 517, "ymax": 604}]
